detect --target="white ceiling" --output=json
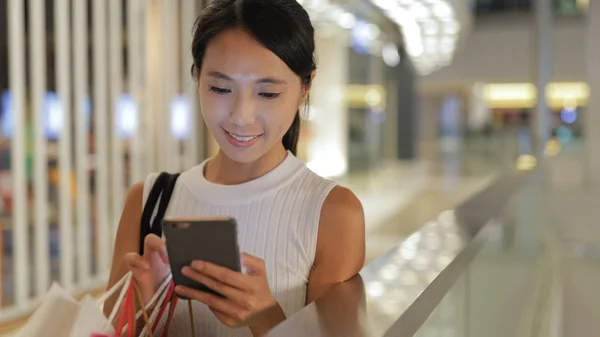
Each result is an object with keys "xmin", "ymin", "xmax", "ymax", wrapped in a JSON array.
[
  {"xmin": 297, "ymin": 0, "xmax": 473, "ymax": 74},
  {"xmin": 368, "ymin": 0, "xmax": 473, "ymax": 75}
]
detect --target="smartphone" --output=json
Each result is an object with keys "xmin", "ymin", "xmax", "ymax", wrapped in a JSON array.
[{"xmin": 162, "ymin": 217, "xmax": 241, "ymax": 299}]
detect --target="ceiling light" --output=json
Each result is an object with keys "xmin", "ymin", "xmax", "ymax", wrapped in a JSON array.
[
  {"xmin": 370, "ymin": 0, "xmax": 460, "ymax": 75},
  {"xmin": 390, "ymin": 7, "xmax": 424, "ymax": 57},
  {"xmin": 440, "ymin": 35, "xmax": 455, "ymax": 46},
  {"xmin": 443, "ymin": 19, "xmax": 460, "ymax": 34},
  {"xmin": 365, "ymin": 89, "xmax": 382, "ymax": 107},
  {"xmin": 425, "ymin": 39, "xmax": 438, "ymax": 54},
  {"xmin": 432, "ymin": 2, "xmax": 453, "ymax": 19},
  {"xmin": 409, "ymin": 3, "xmax": 431, "ymax": 20},
  {"xmin": 337, "ymin": 12, "xmax": 356, "ymax": 29},
  {"xmin": 440, "ymin": 45, "xmax": 454, "ymax": 55},
  {"xmin": 421, "ymin": 20, "xmax": 439, "ymax": 35},
  {"xmin": 382, "ymin": 43, "xmax": 401, "ymax": 67}
]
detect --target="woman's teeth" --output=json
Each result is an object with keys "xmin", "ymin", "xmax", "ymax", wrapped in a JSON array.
[{"xmin": 228, "ymin": 132, "xmax": 258, "ymax": 142}]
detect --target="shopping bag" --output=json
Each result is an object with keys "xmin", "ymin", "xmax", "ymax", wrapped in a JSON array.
[
  {"xmin": 68, "ymin": 294, "xmax": 116, "ymax": 337},
  {"xmin": 16, "ymin": 271, "xmax": 133, "ymax": 337},
  {"xmin": 17, "ymin": 283, "xmax": 81, "ymax": 337},
  {"xmin": 18, "ymin": 271, "xmax": 177, "ymax": 337}
]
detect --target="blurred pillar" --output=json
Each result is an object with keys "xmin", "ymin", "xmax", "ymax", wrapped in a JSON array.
[
  {"xmin": 534, "ymin": 0, "xmax": 553, "ymax": 151},
  {"xmin": 307, "ymin": 27, "xmax": 349, "ymax": 177},
  {"xmin": 467, "ymin": 83, "xmax": 490, "ymax": 133},
  {"xmin": 585, "ymin": 0, "xmax": 600, "ymax": 185},
  {"xmin": 419, "ymin": 95, "xmax": 440, "ymax": 162},
  {"xmin": 395, "ymin": 56, "xmax": 418, "ymax": 160},
  {"xmin": 181, "ymin": 0, "xmax": 203, "ymax": 166}
]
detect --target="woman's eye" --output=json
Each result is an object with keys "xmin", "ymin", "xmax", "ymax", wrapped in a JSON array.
[
  {"xmin": 209, "ymin": 86, "xmax": 231, "ymax": 95},
  {"xmin": 259, "ymin": 92, "xmax": 281, "ymax": 100}
]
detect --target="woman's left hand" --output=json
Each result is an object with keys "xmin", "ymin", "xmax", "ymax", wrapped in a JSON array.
[{"xmin": 175, "ymin": 253, "xmax": 286, "ymax": 335}]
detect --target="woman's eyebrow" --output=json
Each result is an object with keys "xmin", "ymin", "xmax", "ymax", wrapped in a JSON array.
[{"xmin": 207, "ymin": 71, "xmax": 287, "ymax": 84}]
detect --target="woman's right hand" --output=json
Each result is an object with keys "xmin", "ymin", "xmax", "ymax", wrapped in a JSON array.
[{"xmin": 123, "ymin": 234, "xmax": 171, "ymax": 304}]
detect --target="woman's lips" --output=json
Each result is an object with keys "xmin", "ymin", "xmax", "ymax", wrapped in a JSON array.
[{"xmin": 223, "ymin": 129, "xmax": 263, "ymax": 148}]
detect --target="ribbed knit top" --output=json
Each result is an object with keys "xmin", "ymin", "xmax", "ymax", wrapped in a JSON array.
[{"xmin": 142, "ymin": 151, "xmax": 338, "ymax": 336}]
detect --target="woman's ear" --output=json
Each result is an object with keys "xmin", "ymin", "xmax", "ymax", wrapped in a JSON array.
[{"xmin": 301, "ymin": 71, "xmax": 317, "ymax": 102}]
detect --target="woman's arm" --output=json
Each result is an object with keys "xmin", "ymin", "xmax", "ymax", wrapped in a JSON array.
[
  {"xmin": 103, "ymin": 182, "xmax": 144, "ymax": 317},
  {"xmin": 307, "ymin": 186, "xmax": 366, "ymax": 303}
]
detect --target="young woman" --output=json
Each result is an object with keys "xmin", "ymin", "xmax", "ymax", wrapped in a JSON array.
[{"xmin": 104, "ymin": 0, "xmax": 365, "ymax": 336}]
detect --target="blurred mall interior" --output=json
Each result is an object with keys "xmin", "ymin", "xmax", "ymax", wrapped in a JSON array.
[{"xmin": 1, "ymin": 0, "xmax": 599, "ymax": 335}]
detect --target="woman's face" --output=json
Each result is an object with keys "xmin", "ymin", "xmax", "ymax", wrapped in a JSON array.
[{"xmin": 198, "ymin": 28, "xmax": 308, "ymax": 163}]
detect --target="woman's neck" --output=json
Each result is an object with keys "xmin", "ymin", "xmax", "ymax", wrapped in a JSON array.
[{"xmin": 204, "ymin": 145, "xmax": 289, "ymax": 185}]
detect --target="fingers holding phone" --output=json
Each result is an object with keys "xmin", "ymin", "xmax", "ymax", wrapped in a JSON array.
[
  {"xmin": 174, "ymin": 254, "xmax": 283, "ymax": 331},
  {"xmin": 240, "ymin": 253, "xmax": 267, "ymax": 276},
  {"xmin": 162, "ymin": 217, "xmax": 286, "ymax": 332},
  {"xmin": 123, "ymin": 234, "xmax": 171, "ymax": 303},
  {"xmin": 142, "ymin": 233, "xmax": 170, "ymax": 264}
]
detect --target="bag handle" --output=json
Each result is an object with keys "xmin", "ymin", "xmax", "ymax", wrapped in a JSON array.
[
  {"xmin": 98, "ymin": 272, "xmax": 173, "ymax": 333},
  {"xmin": 114, "ymin": 276, "xmax": 175, "ymax": 337},
  {"xmin": 139, "ymin": 173, "xmax": 180, "ymax": 255},
  {"xmin": 133, "ymin": 283, "xmax": 153, "ymax": 337},
  {"xmin": 104, "ymin": 272, "xmax": 132, "ymax": 325},
  {"xmin": 96, "ymin": 271, "xmax": 131, "ymax": 307},
  {"xmin": 139, "ymin": 173, "xmax": 169, "ymax": 255},
  {"xmin": 151, "ymin": 173, "xmax": 180, "ymax": 239}
]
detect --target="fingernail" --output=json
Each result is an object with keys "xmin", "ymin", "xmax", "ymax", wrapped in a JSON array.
[{"xmin": 192, "ymin": 261, "xmax": 204, "ymax": 270}]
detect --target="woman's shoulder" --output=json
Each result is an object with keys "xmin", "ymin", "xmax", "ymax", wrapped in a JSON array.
[
  {"xmin": 321, "ymin": 186, "xmax": 363, "ymax": 223},
  {"xmin": 317, "ymin": 185, "xmax": 365, "ymax": 260}
]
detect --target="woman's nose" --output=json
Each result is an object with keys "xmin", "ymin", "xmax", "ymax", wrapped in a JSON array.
[{"xmin": 229, "ymin": 95, "xmax": 257, "ymax": 126}]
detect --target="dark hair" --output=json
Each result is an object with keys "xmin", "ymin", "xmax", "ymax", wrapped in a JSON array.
[{"xmin": 191, "ymin": 0, "xmax": 316, "ymax": 155}]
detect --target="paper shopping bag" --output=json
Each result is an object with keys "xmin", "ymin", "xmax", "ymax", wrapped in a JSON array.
[
  {"xmin": 18, "ymin": 272, "xmax": 131, "ymax": 337},
  {"xmin": 68, "ymin": 294, "xmax": 115, "ymax": 337},
  {"xmin": 17, "ymin": 283, "xmax": 80, "ymax": 337},
  {"xmin": 19, "ymin": 272, "xmax": 175, "ymax": 337}
]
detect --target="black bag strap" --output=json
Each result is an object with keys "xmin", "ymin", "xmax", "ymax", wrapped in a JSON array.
[
  {"xmin": 151, "ymin": 173, "xmax": 180, "ymax": 238},
  {"xmin": 139, "ymin": 173, "xmax": 169, "ymax": 250},
  {"xmin": 139, "ymin": 172, "xmax": 180, "ymax": 255}
]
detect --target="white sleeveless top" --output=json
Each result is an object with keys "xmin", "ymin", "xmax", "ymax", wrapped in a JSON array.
[{"xmin": 142, "ymin": 151, "xmax": 337, "ymax": 336}]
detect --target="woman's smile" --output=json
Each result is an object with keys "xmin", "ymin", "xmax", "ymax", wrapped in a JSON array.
[{"xmin": 223, "ymin": 128, "xmax": 264, "ymax": 148}]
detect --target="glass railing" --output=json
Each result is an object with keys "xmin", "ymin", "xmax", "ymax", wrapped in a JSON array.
[
  {"xmin": 267, "ymin": 167, "xmax": 534, "ymax": 337},
  {"xmin": 474, "ymin": 0, "xmax": 588, "ymax": 16},
  {"xmin": 414, "ymin": 175, "xmax": 561, "ymax": 337}
]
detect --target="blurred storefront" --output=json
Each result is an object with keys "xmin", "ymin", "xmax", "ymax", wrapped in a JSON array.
[{"xmin": 1, "ymin": 0, "xmax": 207, "ymax": 316}]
